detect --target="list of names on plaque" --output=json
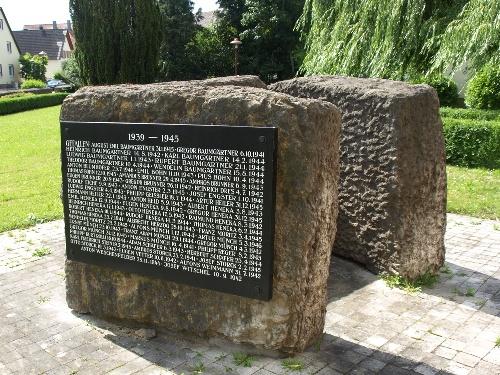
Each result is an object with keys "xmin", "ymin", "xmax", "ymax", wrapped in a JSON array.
[{"xmin": 61, "ymin": 123, "xmax": 277, "ymax": 299}]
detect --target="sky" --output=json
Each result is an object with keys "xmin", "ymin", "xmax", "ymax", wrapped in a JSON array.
[{"xmin": 0, "ymin": 0, "xmax": 219, "ymax": 31}]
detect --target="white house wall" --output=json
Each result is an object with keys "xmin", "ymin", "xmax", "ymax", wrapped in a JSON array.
[
  {"xmin": 46, "ymin": 31, "xmax": 72, "ymax": 79},
  {"xmin": 46, "ymin": 59, "xmax": 64, "ymax": 78},
  {"xmin": 0, "ymin": 10, "xmax": 20, "ymax": 87}
]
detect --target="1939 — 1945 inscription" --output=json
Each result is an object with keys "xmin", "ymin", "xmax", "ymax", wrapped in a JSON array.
[{"xmin": 61, "ymin": 122, "xmax": 277, "ymax": 300}]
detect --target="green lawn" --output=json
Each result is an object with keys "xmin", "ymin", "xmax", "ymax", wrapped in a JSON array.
[
  {"xmin": 447, "ymin": 166, "xmax": 499, "ymax": 220},
  {"xmin": 0, "ymin": 106, "xmax": 498, "ymax": 233},
  {"xmin": 0, "ymin": 106, "xmax": 63, "ymax": 232}
]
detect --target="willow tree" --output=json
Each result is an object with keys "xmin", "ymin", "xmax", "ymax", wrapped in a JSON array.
[
  {"xmin": 70, "ymin": 0, "xmax": 161, "ymax": 84},
  {"xmin": 432, "ymin": 0, "xmax": 500, "ymax": 75},
  {"xmin": 297, "ymin": 0, "xmax": 463, "ymax": 80}
]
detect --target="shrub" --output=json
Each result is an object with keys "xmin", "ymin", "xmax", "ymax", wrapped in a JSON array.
[
  {"xmin": 1, "ymin": 92, "xmax": 35, "ymax": 99},
  {"xmin": 443, "ymin": 118, "xmax": 500, "ymax": 169},
  {"xmin": 413, "ymin": 74, "xmax": 459, "ymax": 107},
  {"xmin": 21, "ymin": 79, "xmax": 46, "ymax": 89},
  {"xmin": 53, "ymin": 72, "xmax": 66, "ymax": 81},
  {"xmin": 0, "ymin": 93, "xmax": 69, "ymax": 115},
  {"xmin": 19, "ymin": 52, "xmax": 48, "ymax": 81},
  {"xmin": 466, "ymin": 64, "xmax": 500, "ymax": 110},
  {"xmin": 440, "ymin": 107, "xmax": 500, "ymax": 122},
  {"xmin": 62, "ymin": 57, "xmax": 83, "ymax": 89}
]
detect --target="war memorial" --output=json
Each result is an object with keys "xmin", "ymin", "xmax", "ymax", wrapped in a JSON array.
[{"xmin": 60, "ymin": 75, "xmax": 446, "ymax": 354}]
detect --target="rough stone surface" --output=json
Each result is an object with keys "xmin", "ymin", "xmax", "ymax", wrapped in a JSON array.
[
  {"xmin": 191, "ymin": 75, "xmax": 267, "ymax": 89},
  {"xmin": 60, "ymin": 82, "xmax": 342, "ymax": 353},
  {"xmin": 270, "ymin": 76, "xmax": 447, "ymax": 279},
  {"xmin": 144, "ymin": 75, "xmax": 267, "ymax": 90}
]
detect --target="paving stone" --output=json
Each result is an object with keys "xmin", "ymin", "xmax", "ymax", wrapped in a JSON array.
[
  {"xmin": 441, "ymin": 339, "xmax": 467, "ymax": 352},
  {"xmin": 414, "ymin": 362, "xmax": 439, "ymax": 375},
  {"xmin": 483, "ymin": 347, "xmax": 500, "ymax": 365},
  {"xmin": 420, "ymin": 353, "xmax": 450, "ymax": 371},
  {"xmin": 445, "ymin": 361, "xmax": 473, "ymax": 375},
  {"xmin": 378, "ymin": 364, "xmax": 416, "ymax": 374},
  {"xmin": 0, "ymin": 214, "xmax": 499, "ymax": 374},
  {"xmin": 135, "ymin": 365, "xmax": 175, "ymax": 374},
  {"xmin": 364, "ymin": 335, "xmax": 389, "ymax": 348},
  {"xmin": 454, "ymin": 352, "xmax": 481, "ymax": 367},
  {"xmin": 253, "ymin": 370, "xmax": 284, "ymax": 375},
  {"xmin": 315, "ymin": 367, "xmax": 343, "ymax": 375},
  {"xmin": 468, "ymin": 360, "xmax": 500, "ymax": 375},
  {"xmin": 326, "ymin": 356, "xmax": 356, "ymax": 373},
  {"xmin": 358, "ymin": 357, "xmax": 387, "ymax": 371}
]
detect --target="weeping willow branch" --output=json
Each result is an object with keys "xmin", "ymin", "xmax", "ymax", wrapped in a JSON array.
[
  {"xmin": 297, "ymin": 0, "xmax": 464, "ymax": 80},
  {"xmin": 432, "ymin": 0, "xmax": 500, "ymax": 75}
]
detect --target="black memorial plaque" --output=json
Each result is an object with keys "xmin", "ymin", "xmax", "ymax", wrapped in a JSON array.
[{"xmin": 61, "ymin": 121, "xmax": 277, "ymax": 300}]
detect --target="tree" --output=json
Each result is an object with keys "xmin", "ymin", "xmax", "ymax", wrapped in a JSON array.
[
  {"xmin": 19, "ymin": 53, "xmax": 48, "ymax": 81},
  {"xmin": 213, "ymin": 0, "xmax": 304, "ymax": 83},
  {"xmin": 297, "ymin": 0, "xmax": 465, "ymax": 80},
  {"xmin": 240, "ymin": 0, "xmax": 304, "ymax": 82},
  {"xmin": 59, "ymin": 56, "xmax": 84, "ymax": 88},
  {"xmin": 70, "ymin": 0, "xmax": 161, "ymax": 85},
  {"xmin": 195, "ymin": 0, "xmax": 245, "ymax": 77},
  {"xmin": 216, "ymin": 0, "xmax": 246, "ymax": 34},
  {"xmin": 432, "ymin": 0, "xmax": 500, "ymax": 75},
  {"xmin": 158, "ymin": 0, "xmax": 201, "ymax": 80},
  {"xmin": 185, "ymin": 24, "xmax": 234, "ymax": 79}
]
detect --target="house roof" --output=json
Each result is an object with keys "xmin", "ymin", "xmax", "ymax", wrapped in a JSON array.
[
  {"xmin": 23, "ymin": 21, "xmax": 72, "ymax": 31},
  {"xmin": 0, "ymin": 7, "xmax": 21, "ymax": 55},
  {"xmin": 13, "ymin": 29, "xmax": 67, "ymax": 60}
]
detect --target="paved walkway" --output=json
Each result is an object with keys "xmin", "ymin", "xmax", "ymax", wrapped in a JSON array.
[{"xmin": 0, "ymin": 214, "xmax": 499, "ymax": 375}]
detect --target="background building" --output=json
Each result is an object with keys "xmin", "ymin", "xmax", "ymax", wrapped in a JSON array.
[
  {"xmin": 13, "ymin": 21, "xmax": 74, "ymax": 79},
  {"xmin": 0, "ymin": 7, "xmax": 21, "ymax": 88}
]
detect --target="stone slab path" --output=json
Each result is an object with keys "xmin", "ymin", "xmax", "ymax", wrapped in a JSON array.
[{"xmin": 0, "ymin": 214, "xmax": 499, "ymax": 375}]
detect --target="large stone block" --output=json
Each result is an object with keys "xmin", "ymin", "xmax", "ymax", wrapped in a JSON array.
[
  {"xmin": 61, "ymin": 81, "xmax": 341, "ymax": 353},
  {"xmin": 270, "ymin": 76, "xmax": 446, "ymax": 279}
]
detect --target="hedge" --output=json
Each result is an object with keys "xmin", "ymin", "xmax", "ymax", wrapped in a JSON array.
[
  {"xmin": 443, "ymin": 117, "xmax": 500, "ymax": 169},
  {"xmin": 412, "ymin": 75, "xmax": 459, "ymax": 107},
  {"xmin": 440, "ymin": 107, "xmax": 500, "ymax": 122},
  {"xmin": 0, "ymin": 93, "xmax": 69, "ymax": 115}
]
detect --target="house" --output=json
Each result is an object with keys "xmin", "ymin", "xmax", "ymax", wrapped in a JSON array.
[
  {"xmin": 22, "ymin": 20, "xmax": 76, "ymax": 54},
  {"xmin": 0, "ymin": 7, "xmax": 21, "ymax": 89},
  {"xmin": 23, "ymin": 21, "xmax": 73, "ymax": 31},
  {"xmin": 13, "ymin": 23, "xmax": 74, "ymax": 79}
]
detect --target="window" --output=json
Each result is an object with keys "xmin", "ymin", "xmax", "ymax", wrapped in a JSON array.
[
  {"xmin": 8, "ymin": 64, "xmax": 14, "ymax": 76},
  {"xmin": 0, "ymin": 64, "xmax": 2, "ymax": 77},
  {"xmin": 0, "ymin": 19, "xmax": 4, "ymax": 30},
  {"xmin": 7, "ymin": 41, "xmax": 12, "ymax": 53}
]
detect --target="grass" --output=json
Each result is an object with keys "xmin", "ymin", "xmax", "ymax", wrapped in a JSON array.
[
  {"xmin": 0, "ymin": 106, "xmax": 63, "ymax": 232},
  {"xmin": 32, "ymin": 246, "xmax": 51, "ymax": 257},
  {"xmin": 0, "ymin": 105, "xmax": 498, "ymax": 235},
  {"xmin": 37, "ymin": 295, "xmax": 50, "ymax": 304},
  {"xmin": 495, "ymin": 337, "xmax": 500, "ymax": 347},
  {"xmin": 440, "ymin": 265, "xmax": 453, "ymax": 275},
  {"xmin": 440, "ymin": 107, "xmax": 500, "ymax": 122},
  {"xmin": 465, "ymin": 287, "xmax": 476, "ymax": 297},
  {"xmin": 382, "ymin": 272, "xmax": 440, "ymax": 294},
  {"xmin": 282, "ymin": 358, "xmax": 304, "ymax": 371},
  {"xmin": 191, "ymin": 362, "xmax": 205, "ymax": 374},
  {"xmin": 447, "ymin": 166, "xmax": 500, "ymax": 220},
  {"xmin": 232, "ymin": 353, "xmax": 254, "ymax": 367}
]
